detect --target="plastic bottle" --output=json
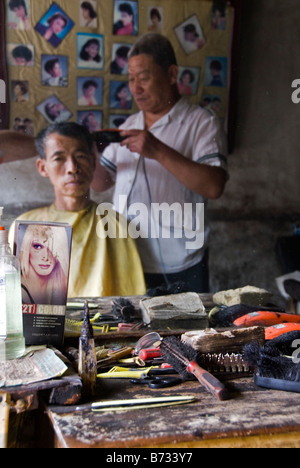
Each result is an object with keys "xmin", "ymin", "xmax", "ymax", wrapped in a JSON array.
[{"xmin": 0, "ymin": 207, "xmax": 25, "ymax": 360}]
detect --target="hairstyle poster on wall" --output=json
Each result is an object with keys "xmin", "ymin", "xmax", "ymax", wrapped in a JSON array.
[{"xmin": 4, "ymin": 0, "xmax": 236, "ymax": 137}]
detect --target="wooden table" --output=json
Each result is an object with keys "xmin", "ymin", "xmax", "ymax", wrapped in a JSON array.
[
  {"xmin": 47, "ymin": 376, "xmax": 300, "ymax": 448},
  {"xmin": 46, "ymin": 295, "xmax": 300, "ymax": 448},
  {"xmin": 7, "ymin": 294, "xmax": 300, "ymax": 448}
]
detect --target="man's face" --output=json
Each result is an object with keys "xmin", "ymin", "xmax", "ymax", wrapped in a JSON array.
[
  {"xmin": 37, "ymin": 133, "xmax": 95, "ymax": 203},
  {"xmin": 128, "ymin": 54, "xmax": 178, "ymax": 114}
]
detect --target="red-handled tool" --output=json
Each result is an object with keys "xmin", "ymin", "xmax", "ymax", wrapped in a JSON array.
[
  {"xmin": 138, "ymin": 348, "xmax": 162, "ymax": 361},
  {"xmin": 160, "ymin": 336, "xmax": 228, "ymax": 401},
  {"xmin": 265, "ymin": 323, "xmax": 300, "ymax": 340},
  {"xmin": 234, "ymin": 311, "xmax": 300, "ymax": 328},
  {"xmin": 186, "ymin": 360, "xmax": 228, "ymax": 401}
]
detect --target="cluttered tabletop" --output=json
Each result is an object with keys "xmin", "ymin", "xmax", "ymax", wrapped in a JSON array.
[{"xmin": 3, "ymin": 285, "xmax": 300, "ymax": 448}]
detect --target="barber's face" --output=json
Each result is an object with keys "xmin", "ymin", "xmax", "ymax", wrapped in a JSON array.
[
  {"xmin": 37, "ymin": 133, "xmax": 95, "ymax": 201},
  {"xmin": 128, "ymin": 54, "xmax": 178, "ymax": 114}
]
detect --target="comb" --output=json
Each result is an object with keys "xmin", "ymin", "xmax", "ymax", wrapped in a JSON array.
[{"xmin": 198, "ymin": 353, "xmax": 253, "ymax": 380}]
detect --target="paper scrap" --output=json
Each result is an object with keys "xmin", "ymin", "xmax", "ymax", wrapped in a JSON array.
[{"xmin": 0, "ymin": 348, "xmax": 68, "ymax": 388}]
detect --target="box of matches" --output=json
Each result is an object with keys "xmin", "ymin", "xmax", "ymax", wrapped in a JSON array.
[{"xmin": 140, "ymin": 292, "xmax": 208, "ymax": 330}]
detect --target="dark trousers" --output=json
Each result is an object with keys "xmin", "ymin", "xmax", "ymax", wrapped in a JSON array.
[{"xmin": 144, "ymin": 250, "xmax": 209, "ymax": 293}]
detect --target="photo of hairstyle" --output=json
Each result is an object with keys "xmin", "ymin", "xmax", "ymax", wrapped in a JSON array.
[
  {"xmin": 147, "ymin": 6, "xmax": 163, "ymax": 33},
  {"xmin": 7, "ymin": 43, "xmax": 34, "ymax": 66},
  {"xmin": 7, "ymin": 0, "xmax": 30, "ymax": 30},
  {"xmin": 204, "ymin": 56, "xmax": 227, "ymax": 88},
  {"xmin": 80, "ymin": 0, "xmax": 98, "ymax": 28},
  {"xmin": 111, "ymin": 44, "xmax": 130, "ymax": 75},
  {"xmin": 19, "ymin": 224, "xmax": 70, "ymax": 305},
  {"xmin": 37, "ymin": 95, "xmax": 72, "ymax": 123},
  {"xmin": 109, "ymin": 81, "xmax": 132, "ymax": 110},
  {"xmin": 177, "ymin": 66, "xmax": 200, "ymax": 96},
  {"xmin": 77, "ymin": 33, "xmax": 104, "ymax": 69},
  {"xmin": 12, "ymin": 80, "xmax": 29, "ymax": 102},
  {"xmin": 42, "ymin": 55, "xmax": 68, "ymax": 87},
  {"xmin": 113, "ymin": 0, "xmax": 138, "ymax": 36},
  {"xmin": 77, "ymin": 77, "xmax": 103, "ymax": 106},
  {"xmin": 211, "ymin": 1, "xmax": 227, "ymax": 30},
  {"xmin": 174, "ymin": 15, "xmax": 206, "ymax": 54},
  {"xmin": 78, "ymin": 110, "xmax": 103, "ymax": 132},
  {"xmin": 35, "ymin": 3, "xmax": 74, "ymax": 48}
]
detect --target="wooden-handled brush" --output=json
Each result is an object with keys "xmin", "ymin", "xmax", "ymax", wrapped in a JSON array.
[{"xmin": 160, "ymin": 336, "xmax": 228, "ymax": 401}]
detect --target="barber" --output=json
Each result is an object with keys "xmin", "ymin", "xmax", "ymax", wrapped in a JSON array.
[{"xmin": 93, "ymin": 33, "xmax": 228, "ymax": 293}]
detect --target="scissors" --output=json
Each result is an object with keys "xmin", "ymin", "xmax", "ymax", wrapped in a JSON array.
[{"xmin": 130, "ymin": 375, "xmax": 182, "ymax": 389}]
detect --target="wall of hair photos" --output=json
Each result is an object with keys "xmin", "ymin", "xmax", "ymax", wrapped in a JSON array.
[{"xmin": 4, "ymin": 0, "xmax": 236, "ymax": 138}]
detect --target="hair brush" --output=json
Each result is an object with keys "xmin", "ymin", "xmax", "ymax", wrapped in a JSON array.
[
  {"xmin": 160, "ymin": 336, "xmax": 228, "ymax": 401},
  {"xmin": 243, "ymin": 331, "xmax": 300, "ymax": 393}
]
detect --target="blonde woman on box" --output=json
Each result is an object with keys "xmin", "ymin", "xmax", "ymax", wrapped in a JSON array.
[{"xmin": 19, "ymin": 224, "xmax": 69, "ymax": 306}]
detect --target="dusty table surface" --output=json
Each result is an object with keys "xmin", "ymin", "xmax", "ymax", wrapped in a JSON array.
[{"xmin": 47, "ymin": 376, "xmax": 300, "ymax": 448}]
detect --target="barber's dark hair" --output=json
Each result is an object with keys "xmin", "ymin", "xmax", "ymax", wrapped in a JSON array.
[
  {"xmin": 128, "ymin": 33, "xmax": 177, "ymax": 72},
  {"xmin": 35, "ymin": 122, "xmax": 94, "ymax": 159}
]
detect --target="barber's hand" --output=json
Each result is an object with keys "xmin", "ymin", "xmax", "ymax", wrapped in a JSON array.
[{"xmin": 120, "ymin": 129, "xmax": 163, "ymax": 160}]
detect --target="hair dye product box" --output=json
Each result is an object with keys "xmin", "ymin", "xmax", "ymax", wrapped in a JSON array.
[{"xmin": 13, "ymin": 221, "xmax": 72, "ymax": 346}]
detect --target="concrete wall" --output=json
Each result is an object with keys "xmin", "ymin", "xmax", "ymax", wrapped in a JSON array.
[
  {"xmin": 1, "ymin": 0, "xmax": 299, "ymax": 299},
  {"xmin": 207, "ymin": 0, "xmax": 300, "ymax": 297}
]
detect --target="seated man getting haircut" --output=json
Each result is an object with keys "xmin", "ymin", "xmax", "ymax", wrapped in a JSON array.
[{"xmin": 8, "ymin": 122, "xmax": 146, "ymax": 298}]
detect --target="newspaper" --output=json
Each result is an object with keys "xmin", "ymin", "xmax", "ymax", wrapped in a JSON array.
[{"xmin": 0, "ymin": 347, "xmax": 68, "ymax": 388}]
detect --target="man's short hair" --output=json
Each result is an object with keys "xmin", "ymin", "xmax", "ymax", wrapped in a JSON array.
[
  {"xmin": 35, "ymin": 122, "xmax": 94, "ymax": 159},
  {"xmin": 128, "ymin": 33, "xmax": 177, "ymax": 72}
]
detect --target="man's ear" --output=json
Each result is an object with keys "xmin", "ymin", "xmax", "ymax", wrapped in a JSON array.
[
  {"xmin": 168, "ymin": 64, "xmax": 179, "ymax": 86},
  {"xmin": 36, "ymin": 158, "xmax": 49, "ymax": 178}
]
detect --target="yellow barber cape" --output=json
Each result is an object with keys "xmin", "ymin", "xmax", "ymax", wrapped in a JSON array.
[{"xmin": 9, "ymin": 202, "xmax": 146, "ymax": 298}]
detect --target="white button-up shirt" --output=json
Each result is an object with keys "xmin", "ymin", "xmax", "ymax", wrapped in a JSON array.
[{"xmin": 100, "ymin": 97, "xmax": 228, "ymax": 274}]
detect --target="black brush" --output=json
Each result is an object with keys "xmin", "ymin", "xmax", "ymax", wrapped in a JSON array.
[
  {"xmin": 243, "ymin": 332, "xmax": 300, "ymax": 393},
  {"xmin": 209, "ymin": 303, "xmax": 285, "ymax": 327},
  {"xmin": 146, "ymin": 281, "xmax": 190, "ymax": 297},
  {"xmin": 160, "ymin": 336, "xmax": 228, "ymax": 401},
  {"xmin": 111, "ymin": 298, "xmax": 136, "ymax": 323}
]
